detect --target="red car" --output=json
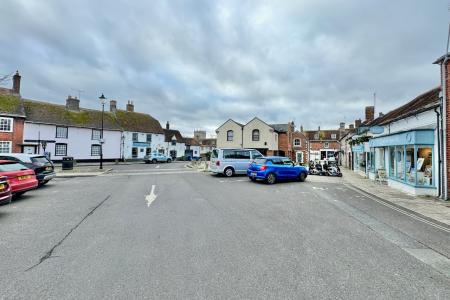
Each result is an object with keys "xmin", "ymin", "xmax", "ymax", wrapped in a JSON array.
[
  {"xmin": 0, "ymin": 176, "xmax": 12, "ymax": 204},
  {"xmin": 0, "ymin": 160, "xmax": 38, "ymax": 197}
]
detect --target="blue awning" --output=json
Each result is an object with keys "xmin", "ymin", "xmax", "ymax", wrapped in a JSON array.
[{"xmin": 369, "ymin": 129, "xmax": 434, "ymax": 148}]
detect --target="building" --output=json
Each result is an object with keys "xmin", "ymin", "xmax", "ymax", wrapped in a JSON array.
[
  {"xmin": 0, "ymin": 72, "xmax": 25, "ymax": 153},
  {"xmin": 197, "ymin": 138, "xmax": 217, "ymax": 155},
  {"xmin": 292, "ymin": 131, "xmax": 308, "ymax": 164},
  {"xmin": 184, "ymin": 138, "xmax": 201, "ymax": 159},
  {"xmin": 163, "ymin": 122, "xmax": 186, "ymax": 159},
  {"xmin": 22, "ymin": 96, "xmax": 123, "ymax": 161},
  {"xmin": 241, "ymin": 117, "xmax": 279, "ymax": 155},
  {"xmin": 194, "ymin": 130, "xmax": 206, "ymax": 141},
  {"xmin": 364, "ymin": 87, "xmax": 440, "ymax": 196},
  {"xmin": 112, "ymin": 100, "xmax": 165, "ymax": 160},
  {"xmin": 216, "ymin": 119, "xmax": 244, "ymax": 148},
  {"xmin": 271, "ymin": 122, "xmax": 295, "ymax": 159},
  {"xmin": 304, "ymin": 127, "xmax": 341, "ymax": 162}
]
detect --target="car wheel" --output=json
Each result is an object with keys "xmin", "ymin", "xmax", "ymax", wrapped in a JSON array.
[
  {"xmin": 298, "ymin": 172, "xmax": 306, "ymax": 182},
  {"xmin": 167, "ymin": 159, "xmax": 172, "ymax": 163},
  {"xmin": 224, "ymin": 167, "xmax": 234, "ymax": 177},
  {"xmin": 14, "ymin": 192, "xmax": 25, "ymax": 198},
  {"xmin": 266, "ymin": 173, "xmax": 276, "ymax": 184},
  {"xmin": 152, "ymin": 159, "xmax": 157, "ymax": 164}
]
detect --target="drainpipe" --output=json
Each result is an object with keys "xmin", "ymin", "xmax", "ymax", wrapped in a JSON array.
[
  {"xmin": 241, "ymin": 126, "xmax": 244, "ymax": 149},
  {"xmin": 434, "ymin": 106, "xmax": 442, "ymax": 198},
  {"xmin": 442, "ymin": 56, "xmax": 449, "ymax": 200}
]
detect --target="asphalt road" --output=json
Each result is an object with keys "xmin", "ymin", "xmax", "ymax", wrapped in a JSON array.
[{"xmin": 1, "ymin": 162, "xmax": 449, "ymax": 299}]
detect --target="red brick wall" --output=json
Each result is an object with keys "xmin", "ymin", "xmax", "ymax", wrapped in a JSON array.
[
  {"xmin": 292, "ymin": 132, "xmax": 308, "ymax": 162},
  {"xmin": 0, "ymin": 118, "xmax": 24, "ymax": 152},
  {"xmin": 309, "ymin": 140, "xmax": 340, "ymax": 151}
]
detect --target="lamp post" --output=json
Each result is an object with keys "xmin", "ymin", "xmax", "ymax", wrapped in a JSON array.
[{"xmin": 99, "ymin": 93, "xmax": 106, "ymax": 170}]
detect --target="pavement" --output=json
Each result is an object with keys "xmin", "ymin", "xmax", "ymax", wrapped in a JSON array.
[
  {"xmin": 2, "ymin": 163, "xmax": 449, "ymax": 299},
  {"xmin": 340, "ymin": 167, "xmax": 450, "ymax": 227}
]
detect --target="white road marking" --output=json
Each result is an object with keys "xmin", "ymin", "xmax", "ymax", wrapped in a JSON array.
[
  {"xmin": 102, "ymin": 170, "xmax": 199, "ymax": 176},
  {"xmin": 155, "ymin": 165, "xmax": 160, "ymax": 169},
  {"xmin": 145, "ymin": 185, "xmax": 158, "ymax": 207},
  {"xmin": 312, "ymin": 186, "xmax": 327, "ymax": 190}
]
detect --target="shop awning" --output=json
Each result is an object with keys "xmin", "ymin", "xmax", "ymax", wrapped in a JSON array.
[{"xmin": 369, "ymin": 129, "xmax": 434, "ymax": 147}]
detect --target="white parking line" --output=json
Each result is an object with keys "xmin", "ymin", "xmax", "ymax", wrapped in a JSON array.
[{"xmin": 145, "ymin": 185, "xmax": 158, "ymax": 207}]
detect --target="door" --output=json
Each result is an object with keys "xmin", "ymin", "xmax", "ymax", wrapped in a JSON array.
[
  {"xmin": 235, "ymin": 150, "xmax": 251, "ymax": 173},
  {"xmin": 296, "ymin": 152, "xmax": 303, "ymax": 164}
]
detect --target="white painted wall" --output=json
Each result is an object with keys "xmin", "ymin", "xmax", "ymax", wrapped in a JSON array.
[
  {"xmin": 163, "ymin": 141, "xmax": 186, "ymax": 158},
  {"xmin": 122, "ymin": 131, "xmax": 165, "ymax": 159},
  {"xmin": 23, "ymin": 122, "xmax": 122, "ymax": 160}
]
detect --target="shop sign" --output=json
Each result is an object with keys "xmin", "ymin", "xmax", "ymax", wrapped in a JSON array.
[
  {"xmin": 352, "ymin": 145, "xmax": 364, "ymax": 153},
  {"xmin": 369, "ymin": 126, "xmax": 384, "ymax": 134},
  {"xmin": 133, "ymin": 142, "xmax": 150, "ymax": 147}
]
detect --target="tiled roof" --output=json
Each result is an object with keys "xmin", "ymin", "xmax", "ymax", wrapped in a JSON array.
[
  {"xmin": 23, "ymin": 99, "xmax": 122, "ymax": 130},
  {"xmin": 199, "ymin": 138, "xmax": 217, "ymax": 146},
  {"xmin": 368, "ymin": 87, "xmax": 440, "ymax": 126},
  {"xmin": 164, "ymin": 129, "xmax": 184, "ymax": 142},
  {"xmin": 114, "ymin": 110, "xmax": 163, "ymax": 134},
  {"xmin": 0, "ymin": 94, "xmax": 25, "ymax": 117},
  {"xmin": 303, "ymin": 129, "xmax": 340, "ymax": 140},
  {"xmin": 270, "ymin": 124, "xmax": 288, "ymax": 133},
  {"xmin": 184, "ymin": 137, "xmax": 201, "ymax": 146}
]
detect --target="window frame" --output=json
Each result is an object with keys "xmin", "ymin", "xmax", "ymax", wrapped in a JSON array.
[
  {"xmin": 324, "ymin": 142, "xmax": 329, "ymax": 149},
  {"xmin": 92, "ymin": 129, "xmax": 101, "ymax": 140},
  {"xmin": 294, "ymin": 139, "xmax": 301, "ymax": 146},
  {"xmin": 55, "ymin": 126, "xmax": 68, "ymax": 139},
  {"xmin": 146, "ymin": 134, "xmax": 152, "ymax": 142},
  {"xmin": 91, "ymin": 144, "xmax": 101, "ymax": 156},
  {"xmin": 331, "ymin": 133, "xmax": 337, "ymax": 139},
  {"xmin": 0, "ymin": 117, "xmax": 13, "ymax": 132},
  {"xmin": 252, "ymin": 129, "xmax": 260, "ymax": 141},
  {"xmin": 227, "ymin": 130, "xmax": 234, "ymax": 141},
  {"xmin": 132, "ymin": 133, "xmax": 139, "ymax": 142},
  {"xmin": 0, "ymin": 141, "xmax": 12, "ymax": 153},
  {"xmin": 54, "ymin": 143, "xmax": 67, "ymax": 156}
]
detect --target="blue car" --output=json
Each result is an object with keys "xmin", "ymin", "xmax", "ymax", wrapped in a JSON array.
[{"xmin": 247, "ymin": 156, "xmax": 308, "ymax": 184}]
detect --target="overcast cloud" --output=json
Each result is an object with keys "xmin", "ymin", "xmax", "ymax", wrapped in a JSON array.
[{"xmin": 0, "ymin": 0, "xmax": 448, "ymax": 136}]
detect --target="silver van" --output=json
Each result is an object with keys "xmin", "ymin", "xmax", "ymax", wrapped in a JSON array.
[{"xmin": 209, "ymin": 148, "xmax": 263, "ymax": 177}]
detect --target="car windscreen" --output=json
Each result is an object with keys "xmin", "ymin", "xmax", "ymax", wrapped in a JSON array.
[
  {"xmin": 211, "ymin": 149, "xmax": 218, "ymax": 159},
  {"xmin": 0, "ymin": 163, "xmax": 29, "ymax": 172},
  {"xmin": 31, "ymin": 156, "xmax": 51, "ymax": 165},
  {"xmin": 254, "ymin": 158, "xmax": 266, "ymax": 164}
]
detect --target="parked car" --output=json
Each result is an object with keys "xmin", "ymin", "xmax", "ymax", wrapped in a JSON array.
[
  {"xmin": 247, "ymin": 156, "xmax": 308, "ymax": 184},
  {"xmin": 209, "ymin": 148, "xmax": 264, "ymax": 177},
  {"xmin": 0, "ymin": 176, "xmax": 12, "ymax": 205},
  {"xmin": 0, "ymin": 153, "xmax": 56, "ymax": 185},
  {"xmin": 0, "ymin": 160, "xmax": 38, "ymax": 196},
  {"xmin": 144, "ymin": 153, "xmax": 172, "ymax": 164}
]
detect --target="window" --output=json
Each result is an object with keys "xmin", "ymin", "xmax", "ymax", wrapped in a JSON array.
[
  {"xmin": 146, "ymin": 148, "xmax": 151, "ymax": 156},
  {"xmin": 296, "ymin": 152, "xmax": 304, "ymax": 163},
  {"xmin": 331, "ymin": 134, "xmax": 337, "ymax": 139},
  {"xmin": 223, "ymin": 149, "xmax": 236, "ymax": 159},
  {"xmin": 389, "ymin": 146, "xmax": 395, "ymax": 177},
  {"xmin": 158, "ymin": 149, "xmax": 165, "ymax": 155},
  {"xmin": 282, "ymin": 159, "xmax": 293, "ymax": 166},
  {"xmin": 252, "ymin": 129, "xmax": 260, "ymax": 141},
  {"xmin": 294, "ymin": 139, "xmax": 301, "ymax": 146},
  {"xmin": 91, "ymin": 144, "xmax": 101, "ymax": 156},
  {"xmin": 0, "ymin": 141, "xmax": 12, "ymax": 153},
  {"xmin": 416, "ymin": 146, "xmax": 432, "ymax": 186},
  {"xmin": 235, "ymin": 150, "xmax": 250, "ymax": 159},
  {"xmin": 324, "ymin": 142, "xmax": 329, "ymax": 148},
  {"xmin": 251, "ymin": 150, "xmax": 263, "ymax": 159},
  {"xmin": 56, "ymin": 126, "xmax": 68, "ymax": 138},
  {"xmin": 0, "ymin": 117, "xmax": 12, "ymax": 132},
  {"xmin": 92, "ymin": 129, "xmax": 101, "ymax": 140},
  {"xmin": 395, "ymin": 146, "xmax": 404, "ymax": 180},
  {"xmin": 55, "ymin": 143, "xmax": 67, "ymax": 156},
  {"xmin": 169, "ymin": 150, "xmax": 177, "ymax": 158},
  {"xmin": 146, "ymin": 134, "xmax": 152, "ymax": 142},
  {"xmin": 406, "ymin": 146, "xmax": 415, "ymax": 184},
  {"xmin": 171, "ymin": 139, "xmax": 176, "ymax": 146},
  {"xmin": 132, "ymin": 133, "xmax": 138, "ymax": 142},
  {"xmin": 132, "ymin": 147, "xmax": 138, "ymax": 158},
  {"xmin": 227, "ymin": 130, "xmax": 233, "ymax": 141},
  {"xmin": 314, "ymin": 133, "xmax": 319, "ymax": 139}
]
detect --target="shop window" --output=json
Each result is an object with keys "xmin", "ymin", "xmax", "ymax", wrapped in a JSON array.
[
  {"xmin": 406, "ymin": 146, "xmax": 415, "ymax": 184},
  {"xmin": 395, "ymin": 146, "xmax": 404, "ymax": 180},
  {"xmin": 389, "ymin": 147, "xmax": 395, "ymax": 177},
  {"xmin": 416, "ymin": 146, "xmax": 432, "ymax": 186},
  {"xmin": 375, "ymin": 148, "xmax": 385, "ymax": 171},
  {"xmin": 132, "ymin": 147, "xmax": 138, "ymax": 158},
  {"xmin": 368, "ymin": 149, "xmax": 375, "ymax": 172},
  {"xmin": 146, "ymin": 148, "xmax": 151, "ymax": 156}
]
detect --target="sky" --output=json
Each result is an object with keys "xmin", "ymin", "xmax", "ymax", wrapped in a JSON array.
[{"xmin": 0, "ymin": 0, "xmax": 448, "ymax": 137}]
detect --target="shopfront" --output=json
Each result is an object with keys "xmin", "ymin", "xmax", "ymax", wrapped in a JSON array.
[
  {"xmin": 369, "ymin": 129, "xmax": 436, "ymax": 196},
  {"xmin": 352, "ymin": 144, "xmax": 367, "ymax": 176}
]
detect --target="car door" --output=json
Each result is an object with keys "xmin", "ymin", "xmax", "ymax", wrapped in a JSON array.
[
  {"xmin": 235, "ymin": 150, "xmax": 251, "ymax": 173},
  {"xmin": 282, "ymin": 159, "xmax": 297, "ymax": 179}
]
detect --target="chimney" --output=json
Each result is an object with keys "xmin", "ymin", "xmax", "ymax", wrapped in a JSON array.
[
  {"xmin": 355, "ymin": 119, "xmax": 362, "ymax": 128},
  {"xmin": 379, "ymin": 112, "xmax": 384, "ymax": 117},
  {"xmin": 339, "ymin": 122, "xmax": 345, "ymax": 130},
  {"xmin": 110, "ymin": 100, "xmax": 117, "ymax": 113},
  {"xmin": 126, "ymin": 100, "xmax": 134, "ymax": 112},
  {"xmin": 166, "ymin": 121, "xmax": 170, "ymax": 130},
  {"xmin": 349, "ymin": 124, "xmax": 355, "ymax": 130},
  {"xmin": 66, "ymin": 95, "xmax": 80, "ymax": 111},
  {"xmin": 12, "ymin": 70, "xmax": 21, "ymax": 95},
  {"xmin": 300, "ymin": 125, "xmax": 304, "ymax": 132},
  {"xmin": 365, "ymin": 106, "xmax": 375, "ymax": 122}
]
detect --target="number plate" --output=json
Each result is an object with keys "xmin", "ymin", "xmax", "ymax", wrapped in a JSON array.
[
  {"xmin": 18, "ymin": 175, "xmax": 31, "ymax": 181},
  {"xmin": 251, "ymin": 172, "xmax": 257, "ymax": 177}
]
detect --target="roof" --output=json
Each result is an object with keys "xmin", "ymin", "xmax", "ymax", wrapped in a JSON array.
[
  {"xmin": 23, "ymin": 99, "xmax": 122, "ymax": 130},
  {"xmin": 199, "ymin": 138, "xmax": 217, "ymax": 146},
  {"xmin": 303, "ymin": 129, "xmax": 340, "ymax": 140},
  {"xmin": 216, "ymin": 118, "xmax": 243, "ymax": 131},
  {"xmin": 163, "ymin": 129, "xmax": 184, "ymax": 142},
  {"xmin": 433, "ymin": 54, "xmax": 449, "ymax": 64},
  {"xmin": 183, "ymin": 138, "xmax": 201, "ymax": 146},
  {"xmin": 114, "ymin": 110, "xmax": 163, "ymax": 134},
  {"xmin": 270, "ymin": 124, "xmax": 288, "ymax": 133},
  {"xmin": 0, "ymin": 94, "xmax": 25, "ymax": 117},
  {"xmin": 368, "ymin": 87, "xmax": 441, "ymax": 126}
]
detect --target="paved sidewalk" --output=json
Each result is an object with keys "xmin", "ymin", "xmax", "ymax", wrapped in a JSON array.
[{"xmin": 341, "ymin": 167, "xmax": 450, "ymax": 227}]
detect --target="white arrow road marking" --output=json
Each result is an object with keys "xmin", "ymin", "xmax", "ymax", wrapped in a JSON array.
[
  {"xmin": 155, "ymin": 165, "xmax": 160, "ymax": 169},
  {"xmin": 146, "ymin": 185, "xmax": 158, "ymax": 207}
]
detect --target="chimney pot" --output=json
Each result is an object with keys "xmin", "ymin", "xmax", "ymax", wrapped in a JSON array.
[
  {"xmin": 349, "ymin": 124, "xmax": 355, "ymax": 129},
  {"xmin": 166, "ymin": 121, "xmax": 170, "ymax": 130},
  {"xmin": 355, "ymin": 119, "xmax": 362, "ymax": 128},
  {"xmin": 66, "ymin": 95, "xmax": 80, "ymax": 111},
  {"xmin": 12, "ymin": 70, "xmax": 21, "ymax": 95},
  {"xmin": 126, "ymin": 100, "xmax": 134, "ymax": 112}
]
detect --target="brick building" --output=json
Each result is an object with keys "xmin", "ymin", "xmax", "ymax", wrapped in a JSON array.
[
  {"xmin": 303, "ymin": 127, "xmax": 341, "ymax": 162},
  {"xmin": 271, "ymin": 122, "xmax": 295, "ymax": 159},
  {"xmin": 292, "ymin": 130, "xmax": 308, "ymax": 164},
  {"xmin": 0, "ymin": 71, "xmax": 25, "ymax": 153}
]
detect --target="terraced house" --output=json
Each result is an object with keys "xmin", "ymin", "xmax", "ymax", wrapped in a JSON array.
[{"xmin": 0, "ymin": 72, "xmax": 26, "ymax": 153}]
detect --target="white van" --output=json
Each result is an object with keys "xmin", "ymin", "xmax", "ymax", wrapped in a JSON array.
[{"xmin": 209, "ymin": 148, "xmax": 263, "ymax": 177}]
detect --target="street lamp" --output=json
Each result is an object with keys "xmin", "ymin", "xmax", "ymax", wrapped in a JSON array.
[{"xmin": 99, "ymin": 93, "xmax": 106, "ymax": 170}]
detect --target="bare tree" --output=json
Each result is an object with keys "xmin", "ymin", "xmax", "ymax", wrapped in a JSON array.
[{"xmin": 0, "ymin": 72, "xmax": 13, "ymax": 86}]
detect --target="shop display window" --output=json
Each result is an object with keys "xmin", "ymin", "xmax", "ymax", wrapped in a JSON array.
[
  {"xmin": 389, "ymin": 147, "xmax": 395, "ymax": 177},
  {"xmin": 406, "ymin": 146, "xmax": 415, "ymax": 184},
  {"xmin": 395, "ymin": 146, "xmax": 404, "ymax": 180},
  {"xmin": 416, "ymin": 146, "xmax": 432, "ymax": 186}
]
